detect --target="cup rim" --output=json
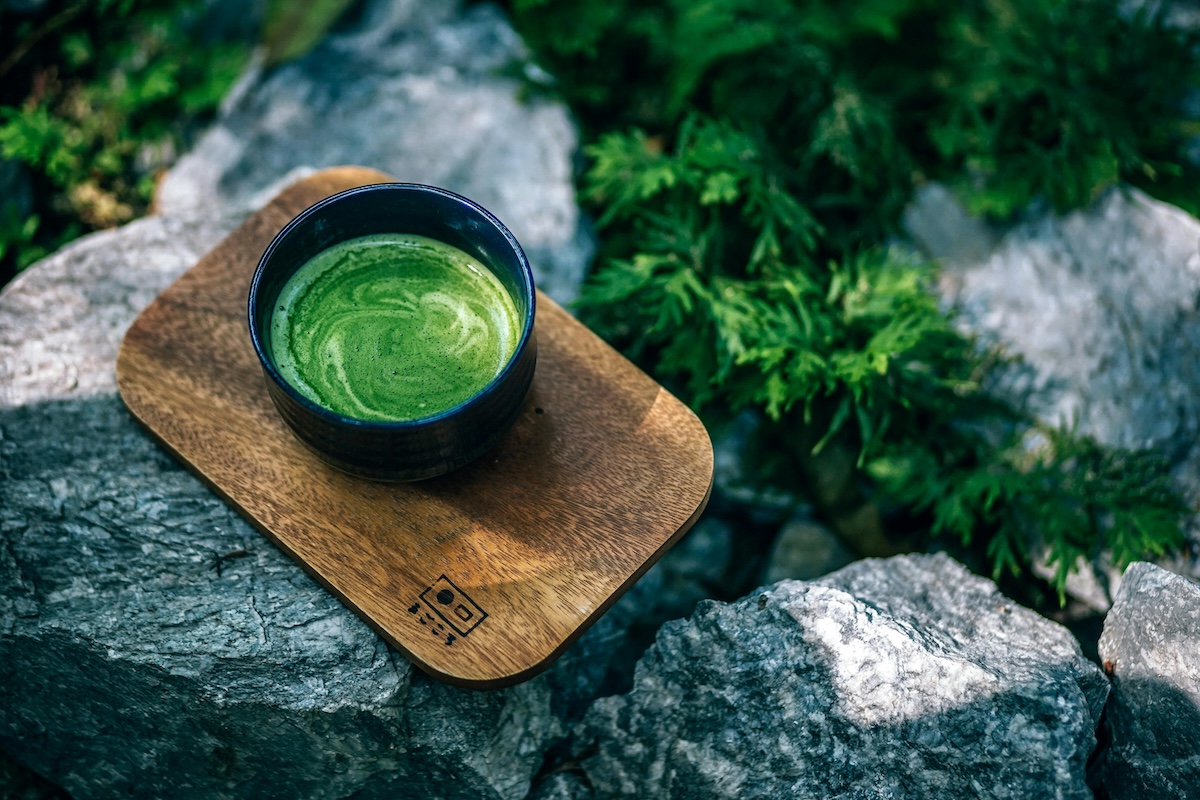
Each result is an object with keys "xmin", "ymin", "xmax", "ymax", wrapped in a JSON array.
[{"xmin": 247, "ymin": 182, "xmax": 537, "ymax": 431}]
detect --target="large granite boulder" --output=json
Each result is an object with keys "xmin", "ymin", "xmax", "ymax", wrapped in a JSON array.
[
  {"xmin": 0, "ymin": 3, "xmax": 607, "ymax": 797},
  {"xmin": 1098, "ymin": 562, "xmax": 1200, "ymax": 799},
  {"xmin": 0, "ymin": 214, "xmax": 244, "ymax": 407},
  {"xmin": 0, "ymin": 210, "xmax": 593, "ymax": 800},
  {"xmin": 157, "ymin": 0, "xmax": 592, "ymax": 306},
  {"xmin": 571, "ymin": 553, "xmax": 1109, "ymax": 800}
]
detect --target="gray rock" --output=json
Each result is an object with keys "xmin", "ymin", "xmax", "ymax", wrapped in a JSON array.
[
  {"xmin": 0, "ymin": 208, "xmax": 606, "ymax": 798},
  {"xmin": 0, "ymin": 747, "xmax": 63, "ymax": 800},
  {"xmin": 906, "ymin": 184, "xmax": 1200, "ymax": 493},
  {"xmin": 1121, "ymin": 0, "xmax": 1200, "ymax": 30},
  {"xmin": 0, "ymin": 214, "xmax": 244, "ymax": 408},
  {"xmin": 710, "ymin": 412, "xmax": 799, "ymax": 523},
  {"xmin": 646, "ymin": 516, "xmax": 734, "ymax": 622},
  {"xmin": 577, "ymin": 553, "xmax": 1108, "ymax": 800},
  {"xmin": 526, "ymin": 772, "xmax": 591, "ymax": 800},
  {"xmin": 1098, "ymin": 561, "xmax": 1200, "ymax": 799},
  {"xmin": 157, "ymin": 0, "xmax": 593, "ymax": 306},
  {"xmin": 1030, "ymin": 553, "xmax": 1125, "ymax": 615},
  {"xmin": 902, "ymin": 182, "xmax": 999, "ymax": 268},
  {"xmin": 761, "ymin": 516, "xmax": 856, "ymax": 584}
]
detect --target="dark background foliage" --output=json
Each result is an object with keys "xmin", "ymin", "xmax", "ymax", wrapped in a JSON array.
[
  {"xmin": 507, "ymin": 0, "xmax": 1198, "ymax": 601},
  {"xmin": 0, "ymin": 0, "xmax": 250, "ymax": 286}
]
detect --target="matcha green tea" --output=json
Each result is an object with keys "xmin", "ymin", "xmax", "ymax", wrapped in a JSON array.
[{"xmin": 269, "ymin": 234, "xmax": 521, "ymax": 422}]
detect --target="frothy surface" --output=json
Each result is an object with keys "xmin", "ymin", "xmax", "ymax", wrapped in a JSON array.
[{"xmin": 269, "ymin": 234, "xmax": 520, "ymax": 422}]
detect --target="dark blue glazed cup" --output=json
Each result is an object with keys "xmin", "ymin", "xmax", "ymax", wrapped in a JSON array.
[{"xmin": 248, "ymin": 183, "xmax": 537, "ymax": 481}]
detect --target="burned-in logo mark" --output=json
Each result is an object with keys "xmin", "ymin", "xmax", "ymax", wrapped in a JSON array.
[{"xmin": 409, "ymin": 575, "xmax": 489, "ymax": 646}]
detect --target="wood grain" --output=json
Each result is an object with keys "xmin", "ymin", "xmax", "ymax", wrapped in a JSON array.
[{"xmin": 115, "ymin": 167, "xmax": 713, "ymax": 688}]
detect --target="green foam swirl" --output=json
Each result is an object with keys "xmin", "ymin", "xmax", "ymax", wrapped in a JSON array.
[{"xmin": 269, "ymin": 234, "xmax": 521, "ymax": 422}]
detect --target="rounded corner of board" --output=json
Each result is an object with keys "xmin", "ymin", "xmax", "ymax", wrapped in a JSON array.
[
  {"xmin": 414, "ymin": 649, "xmax": 565, "ymax": 692},
  {"xmin": 656, "ymin": 390, "xmax": 716, "ymax": 481}
]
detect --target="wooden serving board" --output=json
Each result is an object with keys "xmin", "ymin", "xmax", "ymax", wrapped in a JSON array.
[{"xmin": 116, "ymin": 167, "xmax": 713, "ymax": 688}]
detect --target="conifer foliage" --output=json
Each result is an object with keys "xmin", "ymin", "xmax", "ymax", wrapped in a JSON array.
[{"xmin": 512, "ymin": 0, "xmax": 1197, "ymax": 599}]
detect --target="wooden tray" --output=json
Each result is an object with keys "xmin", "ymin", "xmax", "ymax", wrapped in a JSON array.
[{"xmin": 116, "ymin": 167, "xmax": 713, "ymax": 688}]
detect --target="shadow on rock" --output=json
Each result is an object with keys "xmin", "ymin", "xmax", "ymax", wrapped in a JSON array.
[
  {"xmin": 0, "ymin": 395, "xmax": 643, "ymax": 800},
  {"xmin": 1099, "ymin": 676, "xmax": 1200, "ymax": 800},
  {"xmin": 547, "ymin": 555, "xmax": 1109, "ymax": 800}
]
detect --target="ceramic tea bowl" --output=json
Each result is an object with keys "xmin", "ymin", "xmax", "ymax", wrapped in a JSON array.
[{"xmin": 248, "ymin": 183, "xmax": 537, "ymax": 481}]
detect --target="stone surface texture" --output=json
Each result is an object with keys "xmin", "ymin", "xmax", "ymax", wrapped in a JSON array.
[
  {"xmin": 1098, "ymin": 562, "xmax": 1200, "ymax": 799},
  {"xmin": 575, "ymin": 553, "xmax": 1109, "ymax": 800},
  {"xmin": 0, "ymin": 214, "xmax": 243, "ymax": 408},
  {"xmin": 905, "ymin": 184, "xmax": 1200, "ymax": 499},
  {"xmin": 709, "ymin": 411, "xmax": 798, "ymax": 524},
  {"xmin": 642, "ymin": 517, "xmax": 735, "ymax": 624},
  {"xmin": 762, "ymin": 516, "xmax": 857, "ymax": 584},
  {"xmin": 0, "ymin": 219, "xmax": 580, "ymax": 799},
  {"xmin": 157, "ymin": 0, "xmax": 592, "ymax": 305},
  {"xmin": 0, "ymin": 2, "xmax": 609, "ymax": 798}
]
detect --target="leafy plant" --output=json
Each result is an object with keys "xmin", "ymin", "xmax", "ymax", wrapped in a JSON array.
[
  {"xmin": 581, "ymin": 117, "xmax": 965, "ymax": 445},
  {"xmin": 0, "ymin": 203, "xmax": 43, "ymax": 268},
  {"xmin": 0, "ymin": 0, "xmax": 250, "ymax": 280},
  {"xmin": 930, "ymin": 0, "xmax": 1200, "ymax": 217},
  {"xmin": 511, "ymin": 0, "xmax": 1197, "ymax": 599},
  {"xmin": 873, "ymin": 422, "xmax": 1188, "ymax": 604}
]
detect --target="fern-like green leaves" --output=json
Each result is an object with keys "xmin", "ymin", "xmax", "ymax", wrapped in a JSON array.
[
  {"xmin": 516, "ymin": 0, "xmax": 1196, "ymax": 601},
  {"xmin": 579, "ymin": 117, "xmax": 979, "ymax": 466},
  {"xmin": 931, "ymin": 0, "xmax": 1200, "ymax": 216},
  {"xmin": 873, "ymin": 424, "xmax": 1189, "ymax": 604}
]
